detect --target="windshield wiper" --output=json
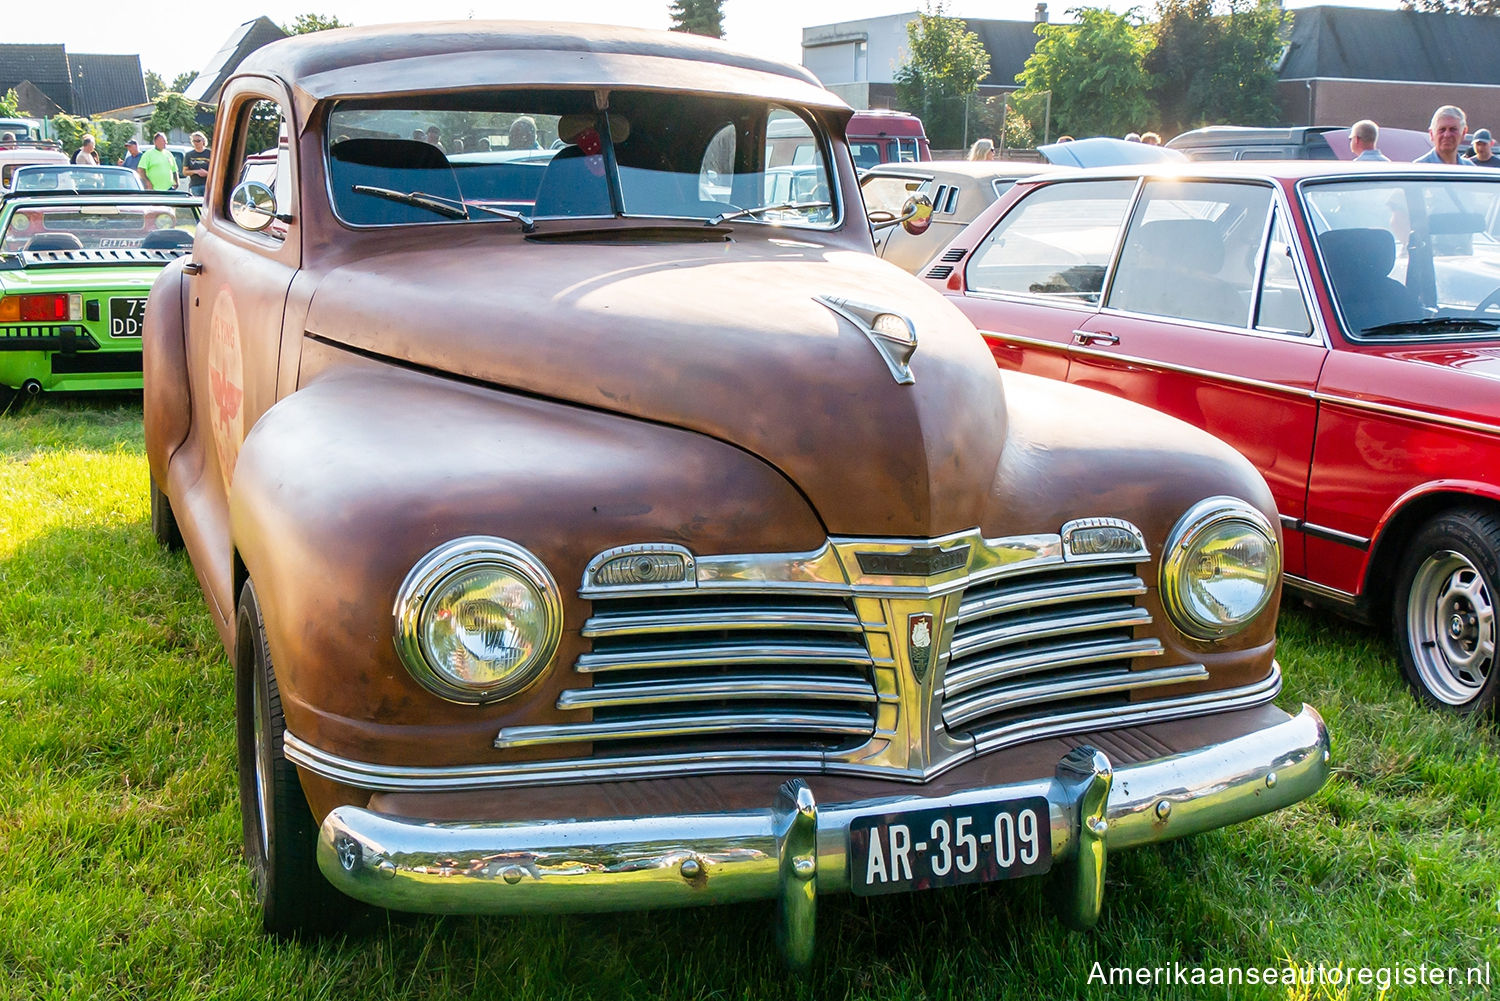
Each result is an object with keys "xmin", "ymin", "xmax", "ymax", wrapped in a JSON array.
[
  {"xmin": 351, "ymin": 185, "xmax": 536, "ymax": 232},
  {"xmin": 707, "ymin": 200, "xmax": 833, "ymax": 226},
  {"xmin": 1360, "ymin": 316, "xmax": 1500, "ymax": 335}
]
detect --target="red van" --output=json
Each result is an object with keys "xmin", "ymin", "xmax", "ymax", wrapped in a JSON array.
[{"xmin": 847, "ymin": 110, "xmax": 931, "ymax": 168}]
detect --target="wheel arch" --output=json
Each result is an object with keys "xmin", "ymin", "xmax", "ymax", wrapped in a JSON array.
[{"xmin": 1364, "ymin": 482, "xmax": 1500, "ymax": 622}]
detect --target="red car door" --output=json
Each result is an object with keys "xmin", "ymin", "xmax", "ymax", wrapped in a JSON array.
[
  {"xmin": 1065, "ymin": 179, "xmax": 1328, "ymax": 577},
  {"xmin": 955, "ymin": 178, "xmax": 1137, "ymax": 383}
]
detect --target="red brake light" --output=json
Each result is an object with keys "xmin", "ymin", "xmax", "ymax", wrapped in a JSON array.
[{"xmin": 0, "ymin": 294, "xmax": 78, "ymax": 323}]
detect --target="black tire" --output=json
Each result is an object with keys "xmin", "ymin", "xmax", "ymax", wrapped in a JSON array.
[
  {"xmin": 1393, "ymin": 508, "xmax": 1500, "ymax": 714},
  {"xmin": 235, "ymin": 580, "xmax": 353, "ymax": 937},
  {"xmin": 149, "ymin": 475, "xmax": 184, "ymax": 551}
]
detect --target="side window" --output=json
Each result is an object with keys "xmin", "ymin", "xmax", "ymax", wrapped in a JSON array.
[
  {"xmin": 1107, "ymin": 180, "xmax": 1273, "ymax": 327},
  {"xmin": 228, "ymin": 98, "xmax": 290, "ymax": 241},
  {"xmin": 1254, "ymin": 210, "xmax": 1313, "ymax": 335},
  {"xmin": 965, "ymin": 179, "xmax": 1135, "ymax": 304}
]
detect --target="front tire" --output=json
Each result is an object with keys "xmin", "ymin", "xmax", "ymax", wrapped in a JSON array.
[
  {"xmin": 149, "ymin": 475, "xmax": 183, "ymax": 551},
  {"xmin": 235, "ymin": 580, "xmax": 352, "ymax": 936},
  {"xmin": 1393, "ymin": 509, "xmax": 1500, "ymax": 714}
]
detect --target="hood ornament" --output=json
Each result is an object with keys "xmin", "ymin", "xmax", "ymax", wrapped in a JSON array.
[{"xmin": 815, "ymin": 296, "xmax": 917, "ymax": 385}]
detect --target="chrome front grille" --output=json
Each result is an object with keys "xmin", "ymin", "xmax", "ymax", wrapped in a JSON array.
[
  {"xmin": 941, "ymin": 565, "xmax": 1208, "ymax": 740},
  {"xmin": 486, "ymin": 525, "xmax": 1252, "ymax": 784},
  {"xmin": 495, "ymin": 593, "xmax": 881, "ymax": 751}
]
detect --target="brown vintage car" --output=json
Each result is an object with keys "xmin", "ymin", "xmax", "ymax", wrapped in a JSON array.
[{"xmin": 142, "ymin": 22, "xmax": 1329, "ymax": 965}]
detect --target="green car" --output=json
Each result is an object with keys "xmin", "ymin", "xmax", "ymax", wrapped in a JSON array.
[{"xmin": 0, "ymin": 189, "xmax": 199, "ymax": 402}]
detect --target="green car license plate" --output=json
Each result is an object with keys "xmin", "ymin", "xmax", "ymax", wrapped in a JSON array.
[
  {"xmin": 110, "ymin": 297, "xmax": 147, "ymax": 338},
  {"xmin": 849, "ymin": 796, "xmax": 1051, "ymax": 896}
]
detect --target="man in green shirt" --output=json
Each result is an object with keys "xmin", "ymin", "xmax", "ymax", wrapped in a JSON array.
[{"xmin": 137, "ymin": 132, "xmax": 178, "ymax": 191}]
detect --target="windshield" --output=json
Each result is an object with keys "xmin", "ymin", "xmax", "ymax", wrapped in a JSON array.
[
  {"xmin": 1, "ymin": 202, "xmax": 198, "ymax": 252},
  {"xmin": 13, "ymin": 166, "xmax": 142, "ymax": 192},
  {"xmin": 1305, "ymin": 176, "xmax": 1500, "ymax": 339},
  {"xmin": 326, "ymin": 90, "xmax": 838, "ymax": 229}
]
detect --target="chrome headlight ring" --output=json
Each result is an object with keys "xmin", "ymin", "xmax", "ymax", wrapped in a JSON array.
[
  {"xmin": 1160, "ymin": 497, "xmax": 1281, "ymax": 642},
  {"xmin": 394, "ymin": 537, "xmax": 562, "ymax": 704}
]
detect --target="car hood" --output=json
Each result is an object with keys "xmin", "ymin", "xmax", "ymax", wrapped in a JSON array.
[{"xmin": 304, "ymin": 233, "xmax": 1009, "ymax": 538}]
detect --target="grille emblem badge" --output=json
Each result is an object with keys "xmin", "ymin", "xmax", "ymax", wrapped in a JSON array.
[
  {"xmin": 908, "ymin": 613, "xmax": 934, "ymax": 682},
  {"xmin": 856, "ymin": 544, "xmax": 970, "ymax": 577}
]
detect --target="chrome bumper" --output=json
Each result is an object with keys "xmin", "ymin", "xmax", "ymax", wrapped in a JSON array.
[{"xmin": 318, "ymin": 705, "xmax": 1328, "ymax": 964}]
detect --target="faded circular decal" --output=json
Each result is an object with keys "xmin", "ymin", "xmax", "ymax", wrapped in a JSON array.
[{"xmin": 207, "ymin": 287, "xmax": 245, "ymax": 494}]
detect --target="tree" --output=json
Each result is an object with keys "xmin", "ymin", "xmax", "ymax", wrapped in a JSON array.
[
  {"xmin": 144, "ymin": 71, "xmax": 165, "ymax": 100},
  {"xmin": 892, "ymin": 3, "xmax": 991, "ymax": 149},
  {"xmin": 0, "ymin": 89, "xmax": 19, "ymax": 118},
  {"xmin": 1402, "ymin": 0, "xmax": 1500, "ymax": 12},
  {"xmin": 667, "ymin": 0, "xmax": 724, "ymax": 38},
  {"xmin": 170, "ymin": 71, "xmax": 198, "ymax": 94},
  {"xmin": 1015, "ymin": 7, "xmax": 1154, "ymax": 140},
  {"xmin": 1148, "ymin": 0, "xmax": 1289, "ymax": 136},
  {"xmin": 147, "ymin": 93, "xmax": 202, "ymax": 140},
  {"xmin": 281, "ymin": 12, "xmax": 350, "ymax": 34}
]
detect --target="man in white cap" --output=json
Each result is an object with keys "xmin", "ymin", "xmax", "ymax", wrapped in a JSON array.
[{"xmin": 1464, "ymin": 128, "xmax": 1500, "ymax": 167}]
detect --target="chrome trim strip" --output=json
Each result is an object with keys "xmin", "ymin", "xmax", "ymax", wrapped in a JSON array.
[
  {"xmin": 949, "ymin": 606, "xmax": 1153, "ymax": 660},
  {"xmin": 555, "ymin": 675, "xmax": 879, "ymax": 710},
  {"xmin": 281, "ymin": 667, "xmax": 1286, "ymax": 791},
  {"xmin": 1283, "ymin": 573, "xmax": 1359, "ymax": 605},
  {"xmin": 955, "ymin": 572, "xmax": 1146, "ymax": 624},
  {"xmin": 1068, "ymin": 344, "xmax": 1319, "ymax": 398},
  {"xmin": 944, "ymin": 637, "xmax": 1165, "ymax": 699},
  {"xmin": 575, "ymin": 641, "xmax": 873, "ymax": 674},
  {"xmin": 1313, "ymin": 391, "xmax": 1500, "ymax": 437},
  {"xmin": 494, "ymin": 710, "xmax": 875, "ymax": 749},
  {"xmin": 315, "ymin": 705, "xmax": 1329, "ymax": 914},
  {"xmin": 1300, "ymin": 521, "xmax": 1371, "ymax": 550},
  {"xmin": 583, "ymin": 607, "xmax": 863, "ymax": 638},
  {"xmin": 942, "ymin": 664, "xmax": 1210, "ymax": 729}
]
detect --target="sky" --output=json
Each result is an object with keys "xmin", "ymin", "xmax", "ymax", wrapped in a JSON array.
[{"xmin": 11, "ymin": 0, "xmax": 1405, "ymax": 84}]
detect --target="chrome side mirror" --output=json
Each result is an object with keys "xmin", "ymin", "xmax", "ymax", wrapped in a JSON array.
[
  {"xmin": 229, "ymin": 180, "xmax": 278, "ymax": 232},
  {"xmin": 869, "ymin": 192, "xmax": 934, "ymax": 234}
]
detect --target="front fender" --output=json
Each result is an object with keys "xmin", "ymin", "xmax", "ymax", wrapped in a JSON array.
[
  {"xmin": 229, "ymin": 356, "xmax": 828, "ymax": 770},
  {"xmin": 143, "ymin": 255, "xmax": 191, "ymax": 483}
]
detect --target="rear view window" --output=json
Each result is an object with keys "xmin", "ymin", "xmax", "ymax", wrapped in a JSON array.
[{"xmin": 965, "ymin": 180, "xmax": 1135, "ymax": 303}]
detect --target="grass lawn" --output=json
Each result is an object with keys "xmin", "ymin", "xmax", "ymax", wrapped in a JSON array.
[{"xmin": 1, "ymin": 397, "xmax": 1497, "ymax": 1000}]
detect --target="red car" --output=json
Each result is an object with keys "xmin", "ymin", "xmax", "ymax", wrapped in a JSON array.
[{"xmin": 929, "ymin": 161, "xmax": 1500, "ymax": 713}]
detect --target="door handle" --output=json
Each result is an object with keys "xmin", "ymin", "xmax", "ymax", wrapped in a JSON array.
[
  {"xmin": 1072, "ymin": 329, "xmax": 1118, "ymax": 346},
  {"xmin": 183, "ymin": 260, "xmax": 203, "ymax": 276}
]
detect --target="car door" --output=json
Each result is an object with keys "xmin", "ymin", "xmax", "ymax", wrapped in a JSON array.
[
  {"xmin": 957, "ymin": 178, "xmax": 1136, "ymax": 381},
  {"xmin": 1067, "ymin": 179, "xmax": 1328, "ymax": 576},
  {"xmin": 174, "ymin": 82, "xmax": 299, "ymax": 619}
]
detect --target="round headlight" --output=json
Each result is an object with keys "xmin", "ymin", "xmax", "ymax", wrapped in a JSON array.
[
  {"xmin": 394, "ymin": 537, "xmax": 561, "ymax": 704},
  {"xmin": 1160, "ymin": 497, "xmax": 1280, "ymax": 641}
]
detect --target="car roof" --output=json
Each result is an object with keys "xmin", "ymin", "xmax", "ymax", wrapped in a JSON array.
[
  {"xmin": 1009, "ymin": 159, "xmax": 1498, "ymax": 184},
  {"xmin": 861, "ymin": 159, "xmax": 1051, "ymax": 181},
  {"xmin": 237, "ymin": 20, "xmax": 846, "ymax": 112}
]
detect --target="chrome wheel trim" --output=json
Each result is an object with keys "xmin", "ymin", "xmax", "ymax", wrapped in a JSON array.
[
  {"xmin": 1407, "ymin": 549, "xmax": 1495, "ymax": 705},
  {"xmin": 251, "ymin": 669, "xmax": 272, "ymax": 856}
]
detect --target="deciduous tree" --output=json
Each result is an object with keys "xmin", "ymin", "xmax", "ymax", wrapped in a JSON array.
[
  {"xmin": 170, "ymin": 71, "xmax": 198, "ymax": 95},
  {"xmin": 281, "ymin": 13, "xmax": 350, "ymax": 34},
  {"xmin": 893, "ymin": 3, "xmax": 991, "ymax": 149},
  {"xmin": 1148, "ymin": 0, "xmax": 1289, "ymax": 136},
  {"xmin": 144, "ymin": 71, "xmax": 165, "ymax": 100},
  {"xmin": 1015, "ymin": 7, "xmax": 1154, "ymax": 140},
  {"xmin": 1402, "ymin": 0, "xmax": 1500, "ymax": 13},
  {"xmin": 668, "ymin": 0, "xmax": 725, "ymax": 38}
]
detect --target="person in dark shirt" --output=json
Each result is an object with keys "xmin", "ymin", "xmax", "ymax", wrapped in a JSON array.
[
  {"xmin": 1464, "ymin": 128, "xmax": 1500, "ymax": 167},
  {"xmin": 118, "ymin": 138, "xmax": 142, "ymax": 170},
  {"xmin": 183, "ymin": 131, "xmax": 211, "ymax": 196}
]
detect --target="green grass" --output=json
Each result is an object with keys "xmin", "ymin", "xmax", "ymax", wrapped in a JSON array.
[{"xmin": 2, "ymin": 397, "xmax": 1497, "ymax": 1000}]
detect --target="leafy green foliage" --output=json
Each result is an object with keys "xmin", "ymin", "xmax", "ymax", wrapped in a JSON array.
[
  {"xmin": 147, "ymin": 93, "xmax": 202, "ymax": 141},
  {"xmin": 281, "ymin": 12, "xmax": 350, "ymax": 34},
  {"xmin": 169, "ymin": 71, "xmax": 198, "ymax": 95},
  {"xmin": 0, "ymin": 88, "xmax": 20, "ymax": 118},
  {"xmin": 45, "ymin": 114, "xmax": 138, "ymax": 165},
  {"xmin": 1403, "ymin": 0, "xmax": 1500, "ymax": 12},
  {"xmin": 1148, "ymin": 0, "xmax": 1290, "ymax": 136},
  {"xmin": 1016, "ymin": 7, "xmax": 1154, "ymax": 140},
  {"xmin": 667, "ymin": 0, "xmax": 725, "ymax": 38},
  {"xmin": 144, "ymin": 71, "xmax": 165, "ymax": 101},
  {"xmin": 893, "ymin": 3, "xmax": 991, "ymax": 149}
]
